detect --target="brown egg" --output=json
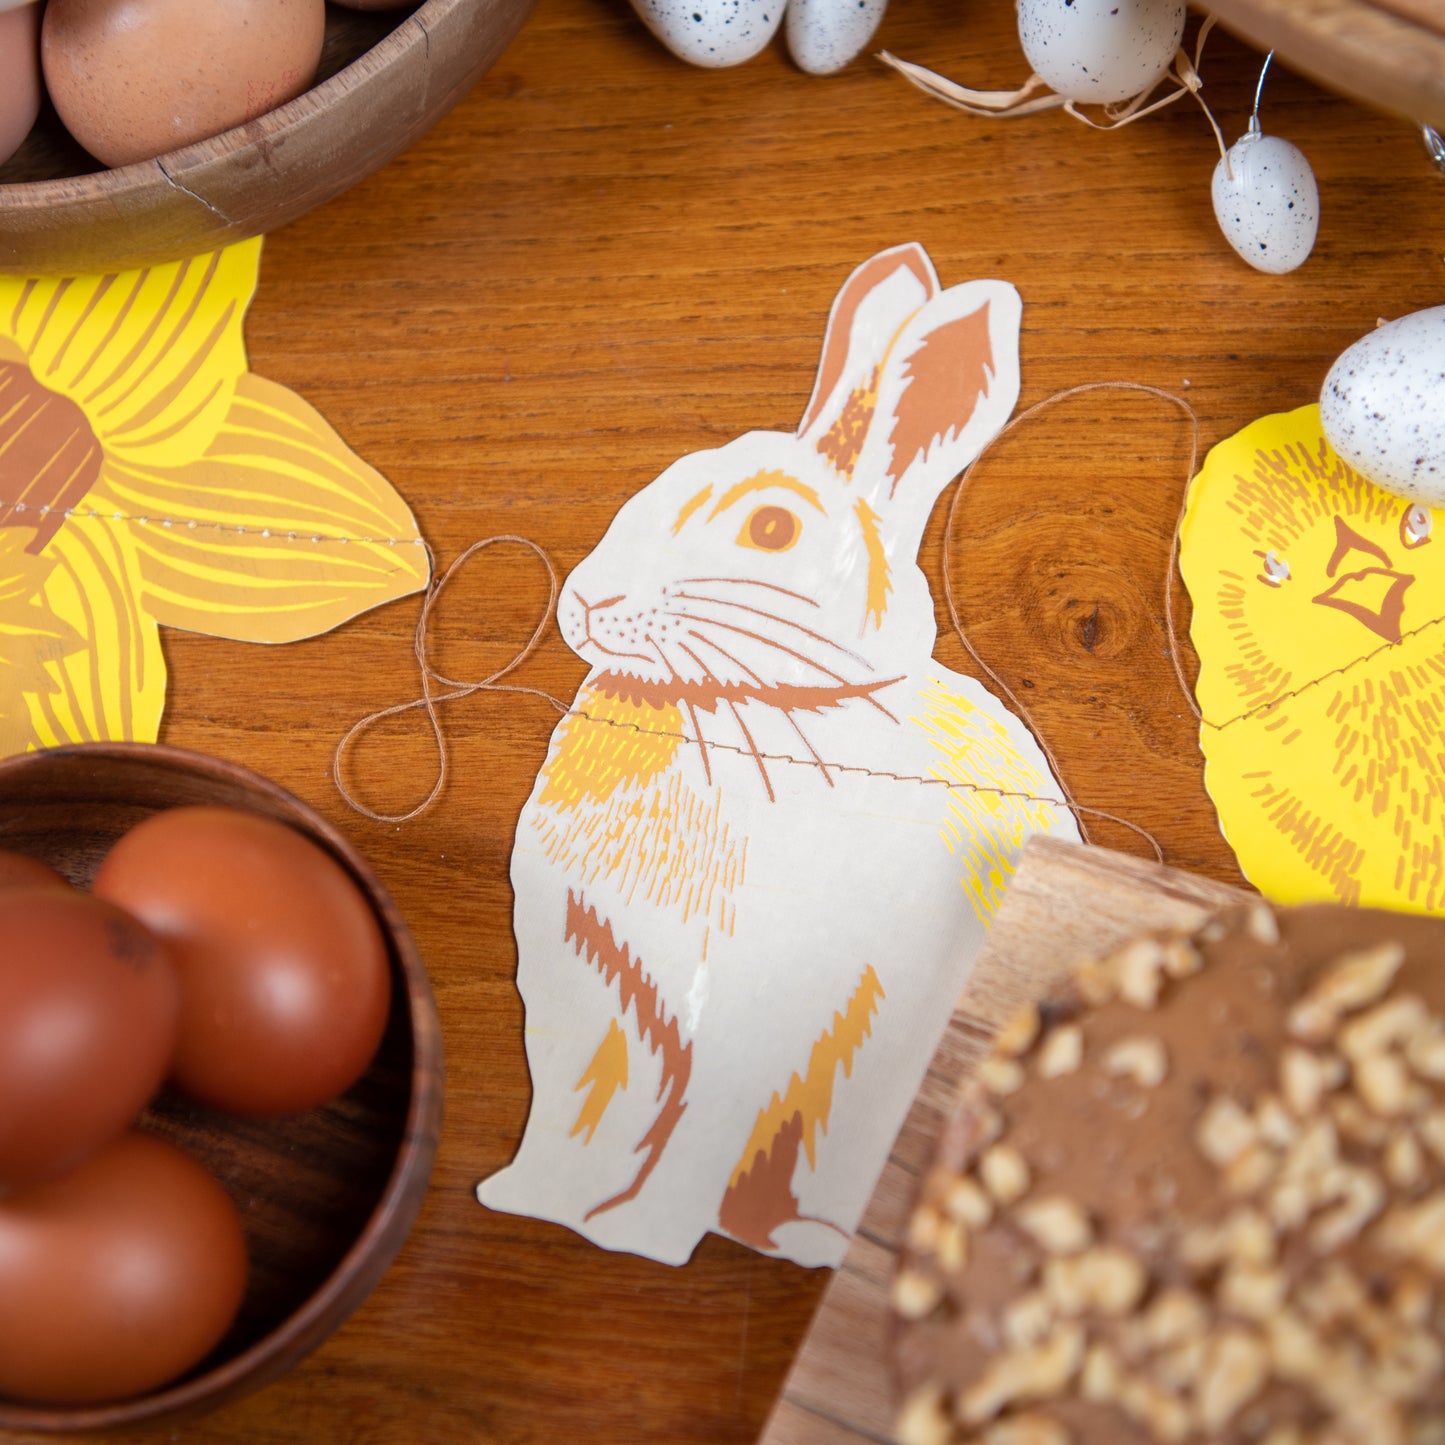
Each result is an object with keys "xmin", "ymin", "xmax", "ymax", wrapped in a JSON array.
[
  {"xmin": 0, "ymin": 1132, "xmax": 248, "ymax": 1404},
  {"xmin": 93, "ymin": 807, "xmax": 393, "ymax": 1117},
  {"xmin": 0, "ymin": 2, "xmax": 43, "ymax": 168},
  {"xmin": 0, "ymin": 889, "xmax": 180, "ymax": 1192},
  {"xmin": 0, "ymin": 847, "xmax": 71, "ymax": 893},
  {"xmin": 41, "ymin": 0, "xmax": 326, "ymax": 168}
]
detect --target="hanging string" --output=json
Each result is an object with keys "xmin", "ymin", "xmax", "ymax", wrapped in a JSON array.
[
  {"xmin": 939, "ymin": 380, "xmax": 1207, "ymax": 858},
  {"xmin": 335, "ymin": 386, "xmax": 1207, "ymax": 853},
  {"xmin": 333, "ymin": 535, "xmax": 563, "ymax": 823}
]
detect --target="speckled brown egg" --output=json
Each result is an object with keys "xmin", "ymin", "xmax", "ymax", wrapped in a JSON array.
[{"xmin": 41, "ymin": 0, "xmax": 326, "ymax": 169}]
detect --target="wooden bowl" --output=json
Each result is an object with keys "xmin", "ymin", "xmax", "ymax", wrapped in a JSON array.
[
  {"xmin": 0, "ymin": 0, "xmax": 537, "ymax": 275},
  {"xmin": 0, "ymin": 742, "xmax": 444, "ymax": 1432}
]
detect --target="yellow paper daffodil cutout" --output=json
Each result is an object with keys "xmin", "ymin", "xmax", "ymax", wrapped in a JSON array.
[
  {"xmin": 1180, "ymin": 403, "xmax": 1445, "ymax": 915},
  {"xmin": 0, "ymin": 238, "xmax": 430, "ymax": 758}
]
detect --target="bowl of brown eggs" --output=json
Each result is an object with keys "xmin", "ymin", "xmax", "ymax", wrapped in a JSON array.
[
  {"xmin": 0, "ymin": 0, "xmax": 537, "ymax": 276},
  {"xmin": 0, "ymin": 741, "xmax": 443, "ymax": 1431}
]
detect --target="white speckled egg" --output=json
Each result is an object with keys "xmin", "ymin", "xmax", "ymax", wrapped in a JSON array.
[
  {"xmin": 629, "ymin": 0, "xmax": 785, "ymax": 66},
  {"xmin": 786, "ymin": 0, "xmax": 886, "ymax": 74},
  {"xmin": 1017, "ymin": 0, "xmax": 1185, "ymax": 105},
  {"xmin": 1211, "ymin": 130, "xmax": 1319, "ymax": 274},
  {"xmin": 1320, "ymin": 308, "xmax": 1445, "ymax": 507}
]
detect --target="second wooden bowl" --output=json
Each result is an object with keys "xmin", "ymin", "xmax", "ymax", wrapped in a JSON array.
[
  {"xmin": 0, "ymin": 0, "xmax": 537, "ymax": 275},
  {"xmin": 0, "ymin": 741, "xmax": 444, "ymax": 1432}
]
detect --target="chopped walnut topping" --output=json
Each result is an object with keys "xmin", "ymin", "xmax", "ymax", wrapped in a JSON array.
[
  {"xmin": 1116, "ymin": 1373, "xmax": 1192, "ymax": 1442},
  {"xmin": 1405, "ymin": 1023, "xmax": 1445, "ymax": 1081},
  {"xmin": 1246, "ymin": 903, "xmax": 1281, "ymax": 944},
  {"xmin": 980, "ymin": 1145, "xmax": 1031, "ymax": 1206},
  {"xmin": 1218, "ymin": 1262, "xmax": 1288, "ymax": 1319},
  {"xmin": 958, "ymin": 1326, "xmax": 1085, "ymax": 1424},
  {"xmin": 1308, "ymin": 1166, "xmax": 1385, "ymax": 1252},
  {"xmin": 892, "ymin": 1267, "xmax": 945, "ymax": 1320},
  {"xmin": 1196, "ymin": 1095, "xmax": 1258, "ymax": 1165},
  {"xmin": 1196, "ymin": 1329, "xmax": 1270, "ymax": 1432},
  {"xmin": 1080, "ymin": 1343, "xmax": 1122, "ymax": 1402},
  {"xmin": 1255, "ymin": 1094, "xmax": 1300, "ymax": 1149},
  {"xmin": 1338, "ymin": 994, "xmax": 1429, "ymax": 1060},
  {"xmin": 908, "ymin": 1204, "xmax": 943, "ymax": 1254},
  {"xmin": 1042, "ymin": 1247, "xmax": 1146, "ymax": 1318},
  {"xmin": 944, "ymin": 1176, "xmax": 995, "ymax": 1230},
  {"xmin": 1288, "ymin": 942, "xmax": 1406, "ymax": 1042},
  {"xmin": 1150, "ymin": 1336, "xmax": 1207, "ymax": 1394},
  {"xmin": 1037, "ymin": 1025, "xmax": 1084, "ymax": 1080},
  {"xmin": 896, "ymin": 1385, "xmax": 952, "ymax": 1445},
  {"xmin": 1391, "ymin": 1269, "xmax": 1433, "ymax": 1327},
  {"xmin": 1416, "ymin": 1108, "xmax": 1445, "ymax": 1162},
  {"xmin": 1015, "ymin": 1199, "xmax": 1093, "ymax": 1256},
  {"xmin": 1281, "ymin": 1046, "xmax": 1340, "ymax": 1116},
  {"xmin": 1181, "ymin": 1208, "xmax": 1276, "ymax": 1271},
  {"xmin": 1003, "ymin": 1290, "xmax": 1056, "ymax": 1350},
  {"xmin": 1102, "ymin": 1036, "xmax": 1168, "ymax": 1088},
  {"xmin": 937, "ymin": 1217, "xmax": 969, "ymax": 1272},
  {"xmin": 979, "ymin": 1056, "xmax": 1027, "ymax": 1097},
  {"xmin": 1354, "ymin": 1052, "xmax": 1430, "ymax": 1118},
  {"xmin": 994, "ymin": 1002, "xmax": 1042, "ymax": 1059},
  {"xmin": 1224, "ymin": 1144, "xmax": 1278, "ymax": 1197},
  {"xmin": 1374, "ymin": 1192, "xmax": 1445, "ymax": 1272},
  {"xmin": 1113, "ymin": 937, "xmax": 1167, "ymax": 1010},
  {"xmin": 1331, "ymin": 1094, "xmax": 1392, "ymax": 1147},
  {"xmin": 1162, "ymin": 937, "xmax": 1203, "ymax": 979},
  {"xmin": 980, "ymin": 1414, "xmax": 1072, "ymax": 1445},
  {"xmin": 1134, "ymin": 1288, "xmax": 1209, "ymax": 1353}
]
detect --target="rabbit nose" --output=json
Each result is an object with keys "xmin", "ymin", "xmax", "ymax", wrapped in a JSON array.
[{"xmin": 576, "ymin": 590, "xmax": 626, "ymax": 615}]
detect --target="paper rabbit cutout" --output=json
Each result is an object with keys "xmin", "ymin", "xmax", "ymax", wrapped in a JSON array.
[{"xmin": 478, "ymin": 243, "xmax": 1079, "ymax": 1267}]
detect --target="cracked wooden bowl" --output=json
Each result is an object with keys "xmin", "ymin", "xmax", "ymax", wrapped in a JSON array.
[
  {"xmin": 0, "ymin": 0, "xmax": 536, "ymax": 275},
  {"xmin": 0, "ymin": 742, "xmax": 444, "ymax": 1431}
]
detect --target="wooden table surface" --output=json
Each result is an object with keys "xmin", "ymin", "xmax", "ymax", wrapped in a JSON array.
[{"xmin": 11, "ymin": 0, "xmax": 1444, "ymax": 1440}]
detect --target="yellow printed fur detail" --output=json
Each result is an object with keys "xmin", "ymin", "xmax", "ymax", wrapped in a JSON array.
[
  {"xmin": 914, "ymin": 678, "xmax": 1062, "ymax": 920},
  {"xmin": 537, "ymin": 687, "xmax": 682, "ymax": 810}
]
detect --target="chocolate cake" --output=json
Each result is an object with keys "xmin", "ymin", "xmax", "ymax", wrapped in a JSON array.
[{"xmin": 891, "ymin": 900, "xmax": 1445, "ymax": 1445}]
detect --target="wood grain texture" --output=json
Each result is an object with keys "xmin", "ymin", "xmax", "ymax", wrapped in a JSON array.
[
  {"xmin": 756, "ymin": 837, "xmax": 1248, "ymax": 1445},
  {"xmin": 0, "ymin": 0, "xmax": 1440, "ymax": 1438}
]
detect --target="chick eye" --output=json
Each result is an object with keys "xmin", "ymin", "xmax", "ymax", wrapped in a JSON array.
[
  {"xmin": 1258, "ymin": 550, "xmax": 1291, "ymax": 587},
  {"xmin": 738, "ymin": 505, "xmax": 799, "ymax": 553},
  {"xmin": 1400, "ymin": 504, "xmax": 1433, "ymax": 550}
]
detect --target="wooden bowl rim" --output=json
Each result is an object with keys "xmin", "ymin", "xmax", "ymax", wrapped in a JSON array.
[
  {"xmin": 0, "ymin": 0, "xmax": 476, "ymax": 210},
  {"xmin": 0, "ymin": 741, "xmax": 445, "ymax": 1432}
]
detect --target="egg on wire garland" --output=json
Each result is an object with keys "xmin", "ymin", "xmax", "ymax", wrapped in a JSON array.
[
  {"xmin": 1320, "ymin": 307, "xmax": 1445, "ymax": 508},
  {"xmin": 1017, "ymin": 0, "xmax": 1185, "ymax": 107},
  {"xmin": 628, "ymin": 0, "xmax": 885, "ymax": 73},
  {"xmin": 1210, "ymin": 52, "xmax": 1320, "ymax": 274}
]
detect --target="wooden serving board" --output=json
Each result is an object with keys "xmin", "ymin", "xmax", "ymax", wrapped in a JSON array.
[{"xmin": 757, "ymin": 836, "xmax": 1250, "ymax": 1445}]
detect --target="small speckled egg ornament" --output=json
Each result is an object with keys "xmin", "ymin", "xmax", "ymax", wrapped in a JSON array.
[
  {"xmin": 1211, "ymin": 125, "xmax": 1319, "ymax": 274},
  {"xmin": 787, "ymin": 0, "xmax": 887, "ymax": 75},
  {"xmin": 1017, "ymin": 0, "xmax": 1185, "ymax": 106},
  {"xmin": 1320, "ymin": 307, "xmax": 1445, "ymax": 507},
  {"xmin": 629, "ymin": 0, "xmax": 785, "ymax": 67}
]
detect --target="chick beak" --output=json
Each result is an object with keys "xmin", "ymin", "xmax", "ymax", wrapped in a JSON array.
[{"xmin": 1311, "ymin": 567, "xmax": 1413, "ymax": 644}]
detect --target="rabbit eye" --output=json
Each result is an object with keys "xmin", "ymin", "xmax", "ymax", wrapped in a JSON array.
[
  {"xmin": 1257, "ymin": 550, "xmax": 1291, "ymax": 587},
  {"xmin": 1401, "ymin": 504, "xmax": 1433, "ymax": 549},
  {"xmin": 738, "ymin": 505, "xmax": 799, "ymax": 553}
]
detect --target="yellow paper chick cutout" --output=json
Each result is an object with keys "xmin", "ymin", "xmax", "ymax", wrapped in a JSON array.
[
  {"xmin": 0, "ymin": 239, "xmax": 429, "ymax": 759},
  {"xmin": 1181, "ymin": 404, "xmax": 1445, "ymax": 913}
]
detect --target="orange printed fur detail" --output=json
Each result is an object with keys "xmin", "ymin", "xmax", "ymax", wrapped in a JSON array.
[
  {"xmin": 565, "ymin": 890, "xmax": 694, "ymax": 1220},
  {"xmin": 718, "ymin": 964, "xmax": 884, "ymax": 1249},
  {"xmin": 886, "ymin": 306, "xmax": 994, "ymax": 496},
  {"xmin": 816, "ymin": 366, "xmax": 880, "ymax": 479}
]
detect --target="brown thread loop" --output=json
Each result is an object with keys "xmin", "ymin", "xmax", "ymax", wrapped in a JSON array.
[
  {"xmin": 333, "ymin": 536, "xmax": 564, "ymax": 823},
  {"xmin": 940, "ymin": 380, "xmax": 1206, "ymax": 862}
]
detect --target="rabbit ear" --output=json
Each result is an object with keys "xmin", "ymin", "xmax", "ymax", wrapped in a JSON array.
[
  {"xmin": 857, "ymin": 277, "xmax": 1021, "ymax": 517},
  {"xmin": 797, "ymin": 243, "xmax": 940, "ymax": 441}
]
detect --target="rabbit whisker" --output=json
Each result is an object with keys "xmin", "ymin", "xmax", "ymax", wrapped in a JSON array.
[
  {"xmin": 681, "ymin": 631, "xmax": 768, "ymax": 690},
  {"xmin": 683, "ymin": 697, "xmax": 713, "ymax": 785},
  {"xmin": 725, "ymin": 698, "xmax": 775, "ymax": 803},
  {"xmin": 678, "ymin": 576, "xmax": 821, "ymax": 609},
  {"xmin": 782, "ymin": 709, "xmax": 834, "ymax": 788},
  {"xmin": 672, "ymin": 592, "xmax": 870, "ymax": 667},
  {"xmin": 669, "ymin": 610, "xmax": 856, "ymax": 688}
]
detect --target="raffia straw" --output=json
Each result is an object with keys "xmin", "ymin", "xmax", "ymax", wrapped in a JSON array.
[
  {"xmin": 880, "ymin": 15, "xmax": 1224, "ymax": 153},
  {"xmin": 333, "ymin": 535, "xmax": 562, "ymax": 823},
  {"xmin": 939, "ymin": 380, "xmax": 1205, "ymax": 861}
]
